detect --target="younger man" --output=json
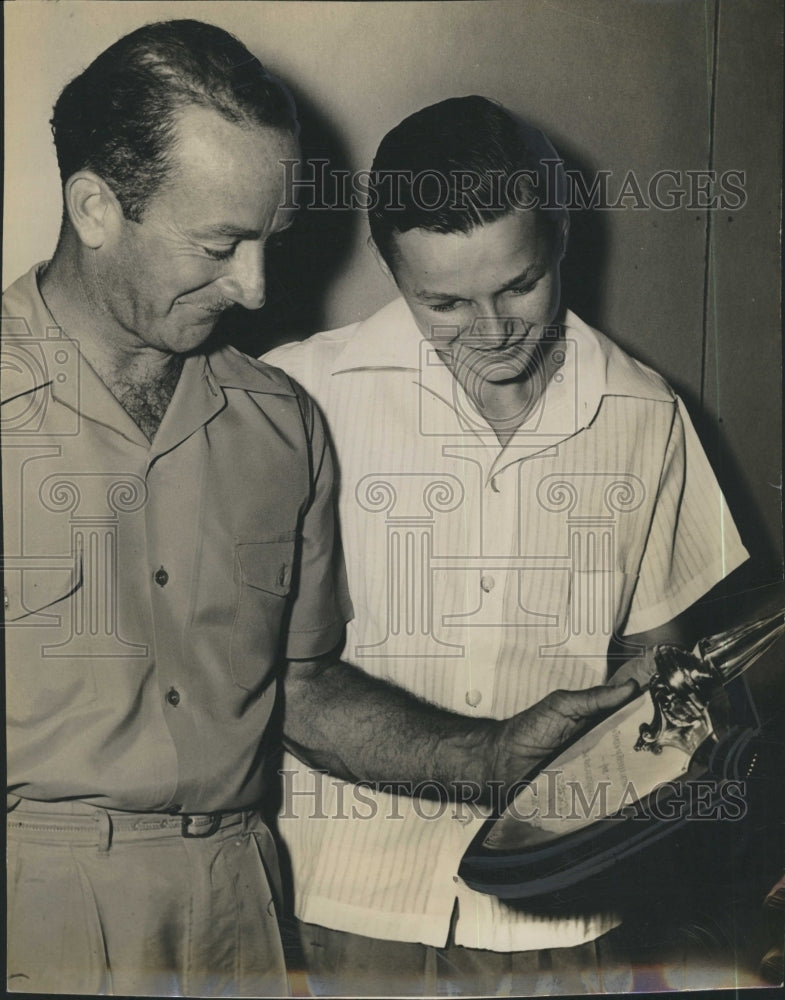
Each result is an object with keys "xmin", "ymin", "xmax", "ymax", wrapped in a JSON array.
[{"xmin": 265, "ymin": 96, "xmax": 748, "ymax": 995}]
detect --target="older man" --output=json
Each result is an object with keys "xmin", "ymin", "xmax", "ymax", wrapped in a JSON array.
[
  {"xmin": 264, "ymin": 97, "xmax": 749, "ymax": 995},
  {"xmin": 2, "ymin": 19, "xmax": 350, "ymax": 996},
  {"xmin": 3, "ymin": 27, "xmax": 639, "ymax": 997}
]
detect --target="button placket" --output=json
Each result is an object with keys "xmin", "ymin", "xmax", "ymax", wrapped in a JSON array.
[
  {"xmin": 459, "ymin": 461, "xmax": 520, "ymax": 712},
  {"xmin": 478, "ymin": 472, "xmax": 509, "ymax": 626}
]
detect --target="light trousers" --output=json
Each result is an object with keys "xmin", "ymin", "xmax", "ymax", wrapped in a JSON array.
[{"xmin": 7, "ymin": 800, "xmax": 288, "ymax": 997}]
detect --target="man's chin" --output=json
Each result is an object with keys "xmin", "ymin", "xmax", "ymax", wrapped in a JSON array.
[
  {"xmin": 462, "ymin": 346, "xmax": 541, "ymax": 385},
  {"xmin": 483, "ymin": 363, "xmax": 530, "ymax": 384},
  {"xmin": 165, "ymin": 319, "xmax": 222, "ymax": 355}
]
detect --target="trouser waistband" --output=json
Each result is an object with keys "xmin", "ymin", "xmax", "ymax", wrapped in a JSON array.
[{"xmin": 7, "ymin": 799, "xmax": 258, "ymax": 850}]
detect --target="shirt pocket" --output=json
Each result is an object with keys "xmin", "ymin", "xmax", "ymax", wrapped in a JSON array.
[{"xmin": 230, "ymin": 536, "xmax": 295, "ymax": 691}]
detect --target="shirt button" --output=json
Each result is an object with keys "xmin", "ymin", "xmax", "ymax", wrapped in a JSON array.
[
  {"xmin": 154, "ymin": 567, "xmax": 169, "ymax": 587},
  {"xmin": 480, "ymin": 575, "xmax": 495, "ymax": 593},
  {"xmin": 465, "ymin": 689, "xmax": 482, "ymax": 708},
  {"xmin": 166, "ymin": 687, "xmax": 180, "ymax": 707}
]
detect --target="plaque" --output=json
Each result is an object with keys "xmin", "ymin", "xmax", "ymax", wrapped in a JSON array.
[{"xmin": 459, "ymin": 610, "xmax": 785, "ymax": 898}]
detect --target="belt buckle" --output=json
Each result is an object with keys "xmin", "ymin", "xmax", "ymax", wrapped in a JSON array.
[{"xmin": 181, "ymin": 812, "xmax": 222, "ymax": 838}]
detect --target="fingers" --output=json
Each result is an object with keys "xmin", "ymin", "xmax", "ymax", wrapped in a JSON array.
[{"xmin": 559, "ymin": 679, "xmax": 640, "ymax": 718}]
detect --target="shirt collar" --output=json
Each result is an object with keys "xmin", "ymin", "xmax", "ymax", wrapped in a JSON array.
[
  {"xmin": 2, "ymin": 264, "xmax": 148, "ymax": 445},
  {"xmin": 329, "ymin": 297, "xmax": 424, "ymax": 374},
  {"xmin": 149, "ymin": 346, "xmax": 296, "ymax": 461},
  {"xmin": 206, "ymin": 344, "xmax": 297, "ymax": 396},
  {"xmin": 328, "ymin": 294, "xmax": 673, "ymax": 426}
]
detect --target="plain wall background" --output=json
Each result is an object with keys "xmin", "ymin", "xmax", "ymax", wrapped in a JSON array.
[{"xmin": 4, "ymin": 0, "xmax": 782, "ymax": 592}]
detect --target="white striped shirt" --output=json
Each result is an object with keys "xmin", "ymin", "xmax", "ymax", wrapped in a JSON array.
[{"xmin": 264, "ymin": 299, "xmax": 747, "ymax": 951}]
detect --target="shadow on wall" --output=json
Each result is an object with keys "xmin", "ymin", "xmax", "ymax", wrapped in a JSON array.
[
  {"xmin": 686, "ymin": 389, "xmax": 784, "ymax": 599},
  {"xmin": 558, "ymin": 138, "xmax": 783, "ymax": 598},
  {"xmin": 558, "ymin": 143, "xmax": 609, "ymax": 331},
  {"xmin": 211, "ymin": 86, "xmax": 358, "ymax": 356}
]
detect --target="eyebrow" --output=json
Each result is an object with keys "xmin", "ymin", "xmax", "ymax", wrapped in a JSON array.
[
  {"xmin": 192, "ymin": 220, "xmax": 294, "ymax": 241},
  {"xmin": 193, "ymin": 224, "xmax": 261, "ymax": 241},
  {"xmin": 413, "ymin": 266, "xmax": 542, "ymax": 301}
]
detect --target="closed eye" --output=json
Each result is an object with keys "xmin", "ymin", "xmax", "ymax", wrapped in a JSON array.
[
  {"xmin": 203, "ymin": 244, "xmax": 238, "ymax": 262},
  {"xmin": 506, "ymin": 281, "xmax": 537, "ymax": 296}
]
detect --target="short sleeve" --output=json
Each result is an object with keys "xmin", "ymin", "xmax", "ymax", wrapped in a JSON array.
[
  {"xmin": 624, "ymin": 398, "xmax": 749, "ymax": 635},
  {"xmin": 285, "ymin": 385, "xmax": 353, "ymax": 659}
]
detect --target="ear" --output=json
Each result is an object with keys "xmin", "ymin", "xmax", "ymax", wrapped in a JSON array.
[
  {"xmin": 63, "ymin": 171, "xmax": 122, "ymax": 249},
  {"xmin": 367, "ymin": 236, "xmax": 396, "ymax": 285}
]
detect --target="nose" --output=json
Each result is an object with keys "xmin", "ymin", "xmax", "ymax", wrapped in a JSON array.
[
  {"xmin": 464, "ymin": 312, "xmax": 523, "ymax": 351},
  {"xmin": 220, "ymin": 241, "xmax": 266, "ymax": 310}
]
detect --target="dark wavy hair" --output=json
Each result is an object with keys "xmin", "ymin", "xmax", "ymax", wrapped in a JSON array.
[
  {"xmin": 51, "ymin": 19, "xmax": 298, "ymax": 222},
  {"xmin": 368, "ymin": 96, "xmax": 567, "ymax": 270}
]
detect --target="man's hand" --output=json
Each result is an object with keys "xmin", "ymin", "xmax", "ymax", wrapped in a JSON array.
[{"xmin": 491, "ymin": 679, "xmax": 639, "ymax": 793}]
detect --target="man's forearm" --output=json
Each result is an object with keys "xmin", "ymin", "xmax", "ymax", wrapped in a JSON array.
[
  {"xmin": 282, "ymin": 656, "xmax": 498, "ymax": 794},
  {"xmin": 282, "ymin": 655, "xmax": 638, "ymax": 801}
]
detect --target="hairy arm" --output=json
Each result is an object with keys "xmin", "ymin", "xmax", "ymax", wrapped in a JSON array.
[{"xmin": 282, "ymin": 655, "xmax": 637, "ymax": 802}]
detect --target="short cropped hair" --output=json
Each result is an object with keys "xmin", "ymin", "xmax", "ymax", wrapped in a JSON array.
[
  {"xmin": 51, "ymin": 19, "xmax": 297, "ymax": 222},
  {"xmin": 368, "ymin": 96, "xmax": 567, "ymax": 269}
]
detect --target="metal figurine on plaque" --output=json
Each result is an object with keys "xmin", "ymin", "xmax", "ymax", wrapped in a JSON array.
[
  {"xmin": 459, "ymin": 610, "xmax": 785, "ymax": 898},
  {"xmin": 635, "ymin": 611, "xmax": 784, "ymax": 755}
]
